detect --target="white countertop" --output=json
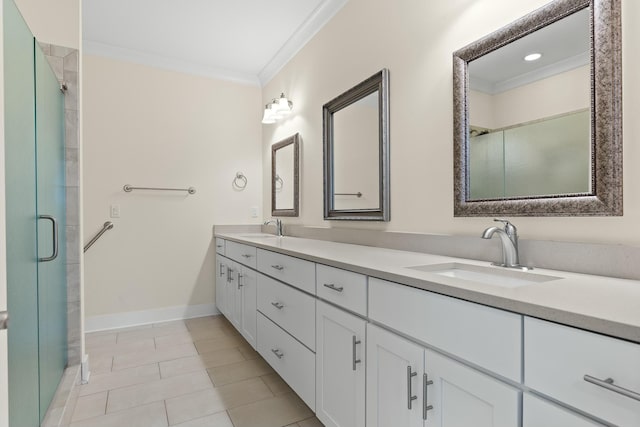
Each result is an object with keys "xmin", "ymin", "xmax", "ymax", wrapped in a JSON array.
[{"xmin": 215, "ymin": 232, "xmax": 640, "ymax": 343}]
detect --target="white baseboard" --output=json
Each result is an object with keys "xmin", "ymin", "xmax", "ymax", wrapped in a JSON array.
[{"xmin": 85, "ymin": 303, "xmax": 220, "ymax": 332}]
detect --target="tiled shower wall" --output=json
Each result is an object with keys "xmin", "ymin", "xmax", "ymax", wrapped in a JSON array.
[{"xmin": 39, "ymin": 42, "xmax": 82, "ymax": 366}]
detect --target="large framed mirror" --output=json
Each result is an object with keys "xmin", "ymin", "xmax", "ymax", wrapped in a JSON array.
[
  {"xmin": 323, "ymin": 69, "xmax": 390, "ymax": 221},
  {"xmin": 271, "ymin": 133, "xmax": 300, "ymax": 217},
  {"xmin": 453, "ymin": 0, "xmax": 622, "ymax": 216}
]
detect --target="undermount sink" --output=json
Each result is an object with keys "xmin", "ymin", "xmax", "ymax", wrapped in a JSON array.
[
  {"xmin": 239, "ymin": 233, "xmax": 280, "ymax": 238},
  {"xmin": 406, "ymin": 262, "xmax": 560, "ymax": 288}
]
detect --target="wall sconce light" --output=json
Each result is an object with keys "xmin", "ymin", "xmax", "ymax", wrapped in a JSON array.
[{"xmin": 262, "ymin": 93, "xmax": 293, "ymax": 124}]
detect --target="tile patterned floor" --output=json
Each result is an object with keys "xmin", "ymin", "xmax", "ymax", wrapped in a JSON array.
[{"xmin": 73, "ymin": 315, "xmax": 323, "ymax": 427}]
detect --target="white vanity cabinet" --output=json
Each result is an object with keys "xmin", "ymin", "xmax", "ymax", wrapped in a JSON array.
[
  {"xmin": 366, "ymin": 324, "xmax": 520, "ymax": 427},
  {"xmin": 525, "ymin": 317, "xmax": 640, "ymax": 427},
  {"xmin": 215, "ymin": 255, "xmax": 257, "ymax": 348},
  {"xmin": 316, "ymin": 301, "xmax": 366, "ymax": 427}
]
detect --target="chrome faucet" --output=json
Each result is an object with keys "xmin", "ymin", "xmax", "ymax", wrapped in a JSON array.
[
  {"xmin": 264, "ymin": 219, "xmax": 284, "ymax": 237},
  {"xmin": 481, "ymin": 219, "xmax": 527, "ymax": 269}
]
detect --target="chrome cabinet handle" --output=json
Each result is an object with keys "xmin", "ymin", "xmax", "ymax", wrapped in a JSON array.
[
  {"xmin": 584, "ymin": 375, "xmax": 640, "ymax": 402},
  {"xmin": 407, "ymin": 366, "xmax": 417, "ymax": 409},
  {"xmin": 423, "ymin": 373, "xmax": 434, "ymax": 420},
  {"xmin": 271, "ymin": 302, "xmax": 284, "ymax": 310},
  {"xmin": 241, "ymin": 254, "xmax": 252, "ymax": 258},
  {"xmin": 237, "ymin": 273, "xmax": 243, "ymax": 288},
  {"xmin": 216, "ymin": 244, "xmax": 223, "ymax": 248},
  {"xmin": 38, "ymin": 215, "xmax": 58, "ymax": 262},
  {"xmin": 271, "ymin": 264, "xmax": 284, "ymax": 271},
  {"xmin": 219, "ymin": 263, "xmax": 225, "ymax": 276},
  {"xmin": 352, "ymin": 336, "xmax": 362, "ymax": 371},
  {"xmin": 227, "ymin": 267, "xmax": 234, "ymax": 282},
  {"xmin": 0, "ymin": 311, "xmax": 8, "ymax": 330},
  {"xmin": 271, "ymin": 348, "xmax": 284, "ymax": 359},
  {"xmin": 323, "ymin": 283, "xmax": 344, "ymax": 293}
]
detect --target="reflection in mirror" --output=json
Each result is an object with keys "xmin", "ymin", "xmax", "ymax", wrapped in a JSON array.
[
  {"xmin": 323, "ymin": 69, "xmax": 390, "ymax": 221},
  {"xmin": 453, "ymin": 0, "xmax": 622, "ymax": 216},
  {"xmin": 271, "ymin": 133, "xmax": 299, "ymax": 217},
  {"xmin": 333, "ymin": 92, "xmax": 380, "ymax": 210},
  {"xmin": 468, "ymin": 8, "xmax": 591, "ymax": 200}
]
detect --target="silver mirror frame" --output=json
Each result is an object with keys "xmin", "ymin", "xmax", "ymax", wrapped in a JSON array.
[
  {"xmin": 271, "ymin": 133, "xmax": 300, "ymax": 217},
  {"xmin": 453, "ymin": 0, "xmax": 622, "ymax": 216},
  {"xmin": 323, "ymin": 69, "xmax": 390, "ymax": 221}
]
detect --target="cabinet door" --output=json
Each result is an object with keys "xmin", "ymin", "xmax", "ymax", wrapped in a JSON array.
[
  {"xmin": 523, "ymin": 394, "xmax": 604, "ymax": 427},
  {"xmin": 424, "ymin": 349, "xmax": 520, "ymax": 427},
  {"xmin": 316, "ymin": 301, "xmax": 365, "ymax": 427},
  {"xmin": 239, "ymin": 266, "xmax": 257, "ymax": 349},
  {"xmin": 367, "ymin": 324, "xmax": 424, "ymax": 427},
  {"xmin": 215, "ymin": 255, "xmax": 228, "ymax": 315},
  {"xmin": 229, "ymin": 261, "xmax": 242, "ymax": 330}
]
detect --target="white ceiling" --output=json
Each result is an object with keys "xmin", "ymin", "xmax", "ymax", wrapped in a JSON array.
[
  {"xmin": 469, "ymin": 7, "xmax": 590, "ymax": 94},
  {"xmin": 83, "ymin": 0, "xmax": 348, "ymax": 86}
]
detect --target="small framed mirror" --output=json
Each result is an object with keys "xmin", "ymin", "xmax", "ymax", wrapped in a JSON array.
[
  {"xmin": 271, "ymin": 133, "xmax": 300, "ymax": 217},
  {"xmin": 323, "ymin": 69, "xmax": 390, "ymax": 221},
  {"xmin": 453, "ymin": 0, "xmax": 622, "ymax": 216}
]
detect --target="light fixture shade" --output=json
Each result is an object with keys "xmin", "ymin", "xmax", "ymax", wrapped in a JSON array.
[
  {"xmin": 276, "ymin": 93, "xmax": 292, "ymax": 116},
  {"xmin": 270, "ymin": 100, "xmax": 284, "ymax": 119},
  {"xmin": 261, "ymin": 105, "xmax": 276, "ymax": 124}
]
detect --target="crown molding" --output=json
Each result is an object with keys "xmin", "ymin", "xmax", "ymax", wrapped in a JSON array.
[
  {"xmin": 258, "ymin": 0, "xmax": 349, "ymax": 86},
  {"xmin": 83, "ymin": 40, "xmax": 261, "ymax": 86}
]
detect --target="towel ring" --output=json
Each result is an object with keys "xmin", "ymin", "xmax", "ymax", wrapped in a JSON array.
[
  {"xmin": 233, "ymin": 172, "xmax": 247, "ymax": 190},
  {"xmin": 275, "ymin": 174, "xmax": 284, "ymax": 191}
]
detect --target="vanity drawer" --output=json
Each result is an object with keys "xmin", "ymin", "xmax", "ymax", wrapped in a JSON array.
[
  {"xmin": 257, "ymin": 312, "xmax": 315, "ymax": 411},
  {"xmin": 523, "ymin": 394, "xmax": 602, "ymax": 427},
  {"xmin": 215, "ymin": 238, "xmax": 225, "ymax": 255},
  {"xmin": 257, "ymin": 273, "xmax": 316, "ymax": 350},
  {"xmin": 225, "ymin": 240, "xmax": 257, "ymax": 268},
  {"xmin": 316, "ymin": 264, "xmax": 367, "ymax": 316},
  {"xmin": 257, "ymin": 249, "xmax": 315, "ymax": 294},
  {"xmin": 369, "ymin": 277, "xmax": 522, "ymax": 382},
  {"xmin": 524, "ymin": 317, "xmax": 640, "ymax": 426}
]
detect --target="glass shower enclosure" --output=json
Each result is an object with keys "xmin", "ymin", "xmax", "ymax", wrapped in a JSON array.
[{"xmin": 3, "ymin": 0, "xmax": 68, "ymax": 424}]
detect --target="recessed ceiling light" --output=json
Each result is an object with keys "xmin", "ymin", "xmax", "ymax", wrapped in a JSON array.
[{"xmin": 524, "ymin": 53, "xmax": 542, "ymax": 62}]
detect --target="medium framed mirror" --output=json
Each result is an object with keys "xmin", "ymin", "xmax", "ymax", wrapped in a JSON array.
[
  {"xmin": 453, "ymin": 0, "xmax": 622, "ymax": 216},
  {"xmin": 271, "ymin": 133, "xmax": 300, "ymax": 217},
  {"xmin": 323, "ymin": 69, "xmax": 390, "ymax": 221}
]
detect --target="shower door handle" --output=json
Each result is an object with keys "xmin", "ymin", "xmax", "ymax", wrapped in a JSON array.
[
  {"xmin": 0, "ymin": 311, "xmax": 8, "ymax": 330},
  {"xmin": 38, "ymin": 215, "xmax": 59, "ymax": 262}
]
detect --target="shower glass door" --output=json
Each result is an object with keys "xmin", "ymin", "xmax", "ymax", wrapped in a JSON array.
[
  {"xmin": 4, "ymin": 0, "xmax": 67, "ymax": 424},
  {"xmin": 35, "ymin": 40, "xmax": 67, "ymax": 419},
  {"xmin": 4, "ymin": 0, "xmax": 40, "ymax": 425}
]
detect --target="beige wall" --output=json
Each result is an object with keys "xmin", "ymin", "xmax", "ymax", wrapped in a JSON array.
[
  {"xmin": 470, "ymin": 66, "xmax": 590, "ymax": 130},
  {"xmin": 14, "ymin": 0, "xmax": 79, "ymax": 48},
  {"xmin": 83, "ymin": 55, "xmax": 262, "ymax": 317},
  {"xmin": 262, "ymin": 0, "xmax": 640, "ymax": 246}
]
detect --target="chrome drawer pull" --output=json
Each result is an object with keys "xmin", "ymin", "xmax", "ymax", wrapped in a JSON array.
[
  {"xmin": 271, "ymin": 348, "xmax": 284, "ymax": 359},
  {"xmin": 407, "ymin": 366, "xmax": 417, "ymax": 410},
  {"xmin": 271, "ymin": 264, "xmax": 284, "ymax": 271},
  {"xmin": 219, "ymin": 263, "xmax": 225, "ymax": 276},
  {"xmin": 271, "ymin": 301, "xmax": 285, "ymax": 310},
  {"xmin": 423, "ymin": 373, "xmax": 433, "ymax": 420},
  {"xmin": 216, "ymin": 244, "xmax": 223, "ymax": 248},
  {"xmin": 352, "ymin": 335, "xmax": 361, "ymax": 371},
  {"xmin": 584, "ymin": 375, "xmax": 640, "ymax": 402},
  {"xmin": 323, "ymin": 283, "xmax": 344, "ymax": 292},
  {"xmin": 241, "ymin": 254, "xmax": 252, "ymax": 258},
  {"xmin": 238, "ymin": 273, "xmax": 243, "ymax": 288}
]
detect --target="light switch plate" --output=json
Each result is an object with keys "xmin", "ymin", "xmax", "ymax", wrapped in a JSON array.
[
  {"xmin": 110, "ymin": 204, "xmax": 121, "ymax": 218},
  {"xmin": 250, "ymin": 206, "xmax": 258, "ymax": 218}
]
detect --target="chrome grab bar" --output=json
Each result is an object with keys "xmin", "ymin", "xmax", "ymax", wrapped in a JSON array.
[
  {"xmin": 84, "ymin": 221, "xmax": 114, "ymax": 253},
  {"xmin": 335, "ymin": 192, "xmax": 362, "ymax": 198},
  {"xmin": 123, "ymin": 184, "xmax": 196, "ymax": 195},
  {"xmin": 584, "ymin": 375, "xmax": 640, "ymax": 402}
]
